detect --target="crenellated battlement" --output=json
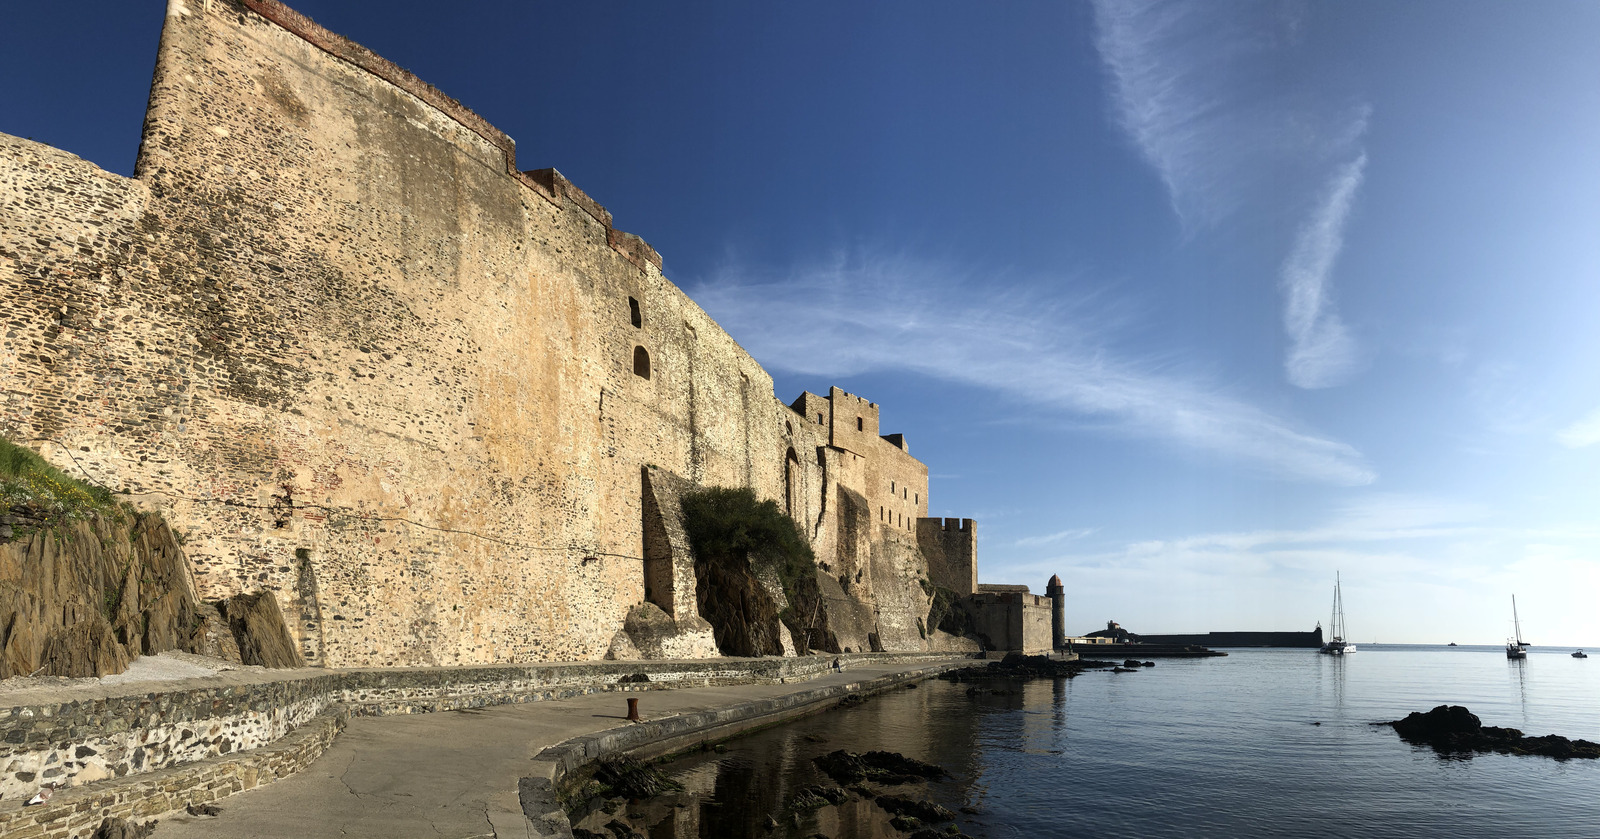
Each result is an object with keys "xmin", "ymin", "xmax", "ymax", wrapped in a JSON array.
[{"xmin": 237, "ymin": 0, "xmax": 661, "ymax": 273}]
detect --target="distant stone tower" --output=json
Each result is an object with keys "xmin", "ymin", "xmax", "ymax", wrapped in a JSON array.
[{"xmin": 1046, "ymin": 574, "xmax": 1066, "ymax": 650}]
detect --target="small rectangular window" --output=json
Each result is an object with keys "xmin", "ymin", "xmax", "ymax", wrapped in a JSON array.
[{"xmin": 857, "ymin": 417, "xmax": 863, "ymax": 431}]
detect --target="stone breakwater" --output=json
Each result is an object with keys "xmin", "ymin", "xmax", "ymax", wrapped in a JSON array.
[{"xmin": 0, "ymin": 652, "xmax": 964, "ymax": 839}]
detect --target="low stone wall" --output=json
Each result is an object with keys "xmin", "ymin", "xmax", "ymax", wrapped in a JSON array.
[
  {"xmin": 0, "ymin": 651, "xmax": 963, "ymax": 837},
  {"xmin": 0, "ymin": 707, "xmax": 345, "ymax": 839},
  {"xmin": 0, "ymin": 672, "xmax": 340, "ymax": 803}
]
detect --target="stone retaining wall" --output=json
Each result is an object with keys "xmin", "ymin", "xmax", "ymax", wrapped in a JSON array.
[{"xmin": 0, "ymin": 707, "xmax": 345, "ymax": 839}]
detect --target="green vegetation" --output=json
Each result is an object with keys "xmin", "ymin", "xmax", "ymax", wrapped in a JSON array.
[
  {"xmin": 680, "ymin": 486, "xmax": 816, "ymax": 611},
  {"xmin": 926, "ymin": 584, "xmax": 973, "ymax": 638},
  {"xmin": 0, "ymin": 436, "xmax": 121, "ymax": 527}
]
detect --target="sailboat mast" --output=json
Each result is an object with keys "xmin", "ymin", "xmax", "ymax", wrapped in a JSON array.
[{"xmin": 1512, "ymin": 594, "xmax": 1523, "ymax": 644}]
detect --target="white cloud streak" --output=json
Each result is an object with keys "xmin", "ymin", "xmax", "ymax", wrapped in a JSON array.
[
  {"xmin": 1090, "ymin": 0, "xmax": 1325, "ymax": 229},
  {"xmin": 1281, "ymin": 155, "xmax": 1366, "ymax": 388},
  {"xmin": 691, "ymin": 252, "xmax": 1375, "ymax": 486},
  {"xmin": 1015, "ymin": 528, "xmax": 1099, "ymax": 548},
  {"xmin": 1557, "ymin": 405, "xmax": 1600, "ymax": 448},
  {"xmin": 1090, "ymin": 0, "xmax": 1372, "ymax": 389}
]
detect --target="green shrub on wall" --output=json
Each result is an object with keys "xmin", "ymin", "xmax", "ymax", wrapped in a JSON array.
[
  {"xmin": 679, "ymin": 486, "xmax": 815, "ymax": 598},
  {"xmin": 680, "ymin": 486, "xmax": 820, "ymax": 656}
]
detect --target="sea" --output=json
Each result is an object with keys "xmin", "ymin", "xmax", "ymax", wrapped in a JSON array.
[{"xmin": 583, "ymin": 645, "xmax": 1600, "ymax": 838}]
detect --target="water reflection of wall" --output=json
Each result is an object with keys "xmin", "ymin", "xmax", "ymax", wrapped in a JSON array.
[{"xmin": 638, "ymin": 680, "xmax": 990, "ymax": 838}]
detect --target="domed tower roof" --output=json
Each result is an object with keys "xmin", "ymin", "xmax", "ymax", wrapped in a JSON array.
[{"xmin": 1048, "ymin": 574, "xmax": 1063, "ymax": 587}]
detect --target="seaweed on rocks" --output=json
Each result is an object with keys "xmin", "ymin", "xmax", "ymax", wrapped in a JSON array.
[
  {"xmin": 593, "ymin": 755, "xmax": 683, "ymax": 799},
  {"xmin": 813, "ymin": 750, "xmax": 947, "ymax": 786},
  {"xmin": 1382, "ymin": 705, "xmax": 1600, "ymax": 760}
]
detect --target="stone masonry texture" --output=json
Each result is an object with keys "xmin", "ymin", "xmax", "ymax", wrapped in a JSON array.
[{"xmin": 0, "ymin": 0, "xmax": 982, "ymax": 670}]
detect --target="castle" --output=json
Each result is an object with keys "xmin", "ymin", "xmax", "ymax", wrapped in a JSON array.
[{"xmin": 0, "ymin": 0, "xmax": 1053, "ymax": 668}]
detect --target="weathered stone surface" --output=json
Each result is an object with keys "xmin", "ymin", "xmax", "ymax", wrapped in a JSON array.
[
  {"xmin": 0, "ymin": 0, "xmax": 982, "ymax": 668},
  {"xmin": 220, "ymin": 592, "xmax": 304, "ymax": 669},
  {"xmin": 606, "ymin": 603, "xmax": 718, "ymax": 661},
  {"xmin": 0, "ymin": 509, "xmax": 202, "ymax": 678}
]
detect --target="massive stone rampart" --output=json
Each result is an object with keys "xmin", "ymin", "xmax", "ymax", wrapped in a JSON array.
[{"xmin": 0, "ymin": 0, "xmax": 976, "ymax": 667}]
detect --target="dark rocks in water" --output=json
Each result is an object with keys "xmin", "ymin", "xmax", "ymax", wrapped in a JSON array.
[
  {"xmin": 814, "ymin": 750, "xmax": 946, "ymax": 786},
  {"xmin": 790, "ymin": 784, "xmax": 850, "ymax": 810},
  {"xmin": 875, "ymin": 794, "xmax": 955, "ymax": 822},
  {"xmin": 1385, "ymin": 705, "xmax": 1600, "ymax": 760},
  {"xmin": 1112, "ymin": 666, "xmax": 1138, "ymax": 673},
  {"xmin": 602, "ymin": 819, "xmax": 645, "ymax": 839},
  {"xmin": 1142, "ymin": 661, "xmax": 1156, "ymax": 667},
  {"xmin": 802, "ymin": 733, "xmax": 828, "ymax": 743},
  {"xmin": 890, "ymin": 815, "xmax": 922, "ymax": 832},
  {"xmin": 91, "ymin": 817, "xmax": 154, "ymax": 839},
  {"xmin": 910, "ymin": 829, "xmax": 972, "ymax": 839},
  {"xmin": 836, "ymin": 693, "xmax": 867, "ymax": 710},
  {"xmin": 1122, "ymin": 659, "xmax": 1143, "ymax": 668},
  {"xmin": 940, "ymin": 652, "xmax": 1105, "ymax": 683},
  {"xmin": 594, "ymin": 755, "xmax": 682, "ymax": 799},
  {"xmin": 220, "ymin": 591, "xmax": 305, "ymax": 668}
]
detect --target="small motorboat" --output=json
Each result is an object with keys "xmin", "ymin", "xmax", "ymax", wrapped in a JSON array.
[
  {"xmin": 1448, "ymin": 642, "xmax": 1458, "ymax": 647},
  {"xmin": 1574, "ymin": 650, "xmax": 1588, "ymax": 659}
]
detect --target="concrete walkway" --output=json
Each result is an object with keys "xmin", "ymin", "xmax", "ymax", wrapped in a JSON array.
[{"xmin": 152, "ymin": 659, "xmax": 962, "ymax": 839}]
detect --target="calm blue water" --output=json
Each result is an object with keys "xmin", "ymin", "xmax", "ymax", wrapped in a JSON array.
[{"xmin": 594, "ymin": 646, "xmax": 1600, "ymax": 838}]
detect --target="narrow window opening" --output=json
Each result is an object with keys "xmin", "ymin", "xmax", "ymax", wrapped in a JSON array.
[
  {"xmin": 856, "ymin": 417, "xmax": 863, "ymax": 431},
  {"xmin": 628, "ymin": 297, "xmax": 642, "ymax": 328},
  {"xmin": 891, "ymin": 480, "xmax": 895, "ymax": 494},
  {"xmin": 818, "ymin": 413, "xmax": 824, "ymax": 424},
  {"xmin": 632, "ymin": 346, "xmax": 651, "ymax": 379}
]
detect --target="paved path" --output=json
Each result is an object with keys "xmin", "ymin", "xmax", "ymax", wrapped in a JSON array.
[{"xmin": 153, "ymin": 659, "xmax": 960, "ymax": 839}]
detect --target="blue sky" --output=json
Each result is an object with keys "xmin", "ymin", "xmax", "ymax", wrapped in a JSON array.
[{"xmin": 6, "ymin": 1, "xmax": 1599, "ymax": 645}]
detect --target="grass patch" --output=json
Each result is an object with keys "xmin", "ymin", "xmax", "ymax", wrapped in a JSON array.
[{"xmin": 0, "ymin": 436, "xmax": 121, "ymax": 526}]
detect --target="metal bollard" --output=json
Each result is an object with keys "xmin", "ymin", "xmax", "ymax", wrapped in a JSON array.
[{"xmin": 626, "ymin": 697, "xmax": 640, "ymax": 722}]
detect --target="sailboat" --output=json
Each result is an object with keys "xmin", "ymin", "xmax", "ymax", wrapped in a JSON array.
[
  {"xmin": 1319, "ymin": 572, "xmax": 1357, "ymax": 655},
  {"xmin": 1505, "ymin": 595, "xmax": 1529, "ymax": 659}
]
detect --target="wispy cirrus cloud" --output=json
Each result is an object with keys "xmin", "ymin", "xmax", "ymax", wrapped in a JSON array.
[
  {"xmin": 1015, "ymin": 528, "xmax": 1099, "ymax": 548},
  {"xmin": 1090, "ymin": 0, "xmax": 1372, "ymax": 389},
  {"xmin": 691, "ymin": 251, "xmax": 1375, "ymax": 486},
  {"xmin": 1282, "ymin": 154, "xmax": 1366, "ymax": 388},
  {"xmin": 1556, "ymin": 405, "xmax": 1600, "ymax": 448}
]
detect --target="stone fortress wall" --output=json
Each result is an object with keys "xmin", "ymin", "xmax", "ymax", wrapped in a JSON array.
[{"xmin": 0, "ymin": 0, "xmax": 992, "ymax": 667}]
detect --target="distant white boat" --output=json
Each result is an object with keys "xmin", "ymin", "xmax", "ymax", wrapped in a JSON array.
[
  {"xmin": 1505, "ymin": 594, "xmax": 1528, "ymax": 659},
  {"xmin": 1319, "ymin": 572, "xmax": 1357, "ymax": 655}
]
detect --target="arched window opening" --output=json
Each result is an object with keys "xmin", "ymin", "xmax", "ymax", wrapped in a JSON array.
[
  {"xmin": 785, "ymin": 447, "xmax": 800, "ymax": 516},
  {"xmin": 632, "ymin": 346, "xmax": 651, "ymax": 379},
  {"xmin": 628, "ymin": 297, "xmax": 642, "ymax": 328}
]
